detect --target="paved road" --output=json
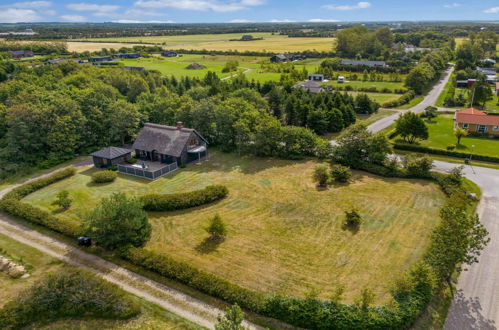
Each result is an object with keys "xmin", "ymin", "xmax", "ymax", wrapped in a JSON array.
[
  {"xmin": 436, "ymin": 161, "xmax": 499, "ymax": 330},
  {"xmin": 0, "ymin": 168, "xmax": 262, "ymax": 330},
  {"xmin": 367, "ymin": 66, "xmax": 454, "ymax": 133}
]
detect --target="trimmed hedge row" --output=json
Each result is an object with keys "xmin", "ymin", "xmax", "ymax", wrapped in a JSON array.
[
  {"xmin": 393, "ymin": 143, "xmax": 499, "ymax": 164},
  {"xmin": 0, "ymin": 168, "xmax": 82, "ymax": 237},
  {"xmin": 120, "ymin": 247, "xmax": 266, "ymax": 312},
  {"xmin": 140, "ymin": 185, "xmax": 229, "ymax": 212}
]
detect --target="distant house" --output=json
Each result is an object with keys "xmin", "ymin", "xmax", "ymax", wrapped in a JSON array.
[
  {"xmin": 89, "ymin": 56, "xmax": 112, "ymax": 63},
  {"xmin": 161, "ymin": 50, "xmax": 177, "ymax": 57},
  {"xmin": 454, "ymin": 108, "xmax": 499, "ymax": 136},
  {"xmin": 340, "ymin": 59, "xmax": 387, "ymax": 67},
  {"xmin": 241, "ymin": 35, "xmax": 254, "ymax": 41},
  {"xmin": 91, "ymin": 147, "xmax": 132, "ymax": 168},
  {"xmin": 293, "ymin": 80, "xmax": 324, "ymax": 94},
  {"xmin": 456, "ymin": 80, "xmax": 468, "ymax": 88},
  {"xmin": 270, "ymin": 53, "xmax": 306, "ymax": 63},
  {"xmin": 113, "ymin": 53, "xmax": 141, "ymax": 59},
  {"xmin": 308, "ymin": 74, "xmax": 324, "ymax": 82},
  {"xmin": 8, "ymin": 50, "xmax": 34, "ymax": 59}
]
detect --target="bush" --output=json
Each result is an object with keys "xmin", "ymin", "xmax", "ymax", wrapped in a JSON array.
[
  {"xmin": 446, "ymin": 144, "xmax": 456, "ymax": 151},
  {"xmin": 382, "ymin": 90, "xmax": 416, "ymax": 108},
  {"xmin": 51, "ymin": 190, "xmax": 72, "ymax": 210},
  {"xmin": 119, "ymin": 247, "xmax": 266, "ymax": 312},
  {"xmin": 403, "ymin": 156, "xmax": 434, "ymax": 178},
  {"xmin": 344, "ymin": 209, "xmax": 362, "ymax": 227},
  {"xmin": 108, "ymin": 165, "xmax": 118, "ymax": 171},
  {"xmin": 141, "ymin": 185, "xmax": 228, "ymax": 212},
  {"xmin": 0, "ymin": 269, "xmax": 139, "ymax": 329},
  {"xmin": 330, "ymin": 164, "xmax": 352, "ymax": 182},
  {"xmin": 91, "ymin": 170, "xmax": 117, "ymax": 183},
  {"xmin": 313, "ymin": 164, "xmax": 330, "ymax": 187},
  {"xmin": 206, "ymin": 214, "xmax": 227, "ymax": 240}
]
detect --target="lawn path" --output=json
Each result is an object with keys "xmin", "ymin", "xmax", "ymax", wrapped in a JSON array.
[
  {"xmin": 0, "ymin": 165, "xmax": 262, "ymax": 330},
  {"xmin": 220, "ymin": 67, "xmax": 253, "ymax": 80}
]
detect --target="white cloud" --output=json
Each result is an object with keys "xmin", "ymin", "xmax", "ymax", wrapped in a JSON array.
[
  {"xmin": 112, "ymin": 19, "xmax": 174, "ymax": 23},
  {"xmin": 484, "ymin": 6, "xmax": 499, "ymax": 14},
  {"xmin": 0, "ymin": 8, "xmax": 41, "ymax": 22},
  {"xmin": 323, "ymin": 1, "xmax": 371, "ymax": 10},
  {"xmin": 134, "ymin": 0, "xmax": 262, "ymax": 12},
  {"xmin": 42, "ymin": 9, "xmax": 56, "ymax": 15},
  {"xmin": 229, "ymin": 19, "xmax": 253, "ymax": 23},
  {"xmin": 443, "ymin": 3, "xmax": 460, "ymax": 8},
  {"xmin": 10, "ymin": 1, "xmax": 52, "ymax": 8},
  {"xmin": 269, "ymin": 19, "xmax": 294, "ymax": 22},
  {"xmin": 308, "ymin": 18, "xmax": 339, "ymax": 22},
  {"xmin": 60, "ymin": 14, "xmax": 86, "ymax": 22},
  {"xmin": 66, "ymin": 3, "xmax": 120, "ymax": 13}
]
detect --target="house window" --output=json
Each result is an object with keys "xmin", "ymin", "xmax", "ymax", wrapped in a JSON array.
[
  {"xmin": 493, "ymin": 126, "xmax": 499, "ymax": 131},
  {"xmin": 476, "ymin": 125, "xmax": 488, "ymax": 133},
  {"xmin": 462, "ymin": 123, "xmax": 469, "ymax": 129}
]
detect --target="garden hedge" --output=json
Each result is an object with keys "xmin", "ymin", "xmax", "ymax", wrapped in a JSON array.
[
  {"xmin": 91, "ymin": 170, "xmax": 118, "ymax": 183},
  {"xmin": 140, "ymin": 185, "xmax": 229, "ymax": 212},
  {"xmin": 382, "ymin": 90, "xmax": 416, "ymax": 108},
  {"xmin": 393, "ymin": 143, "xmax": 499, "ymax": 164}
]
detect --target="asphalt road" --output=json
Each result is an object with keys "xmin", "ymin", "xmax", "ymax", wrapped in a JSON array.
[
  {"xmin": 436, "ymin": 161, "xmax": 499, "ymax": 330},
  {"xmin": 367, "ymin": 66, "xmax": 454, "ymax": 133}
]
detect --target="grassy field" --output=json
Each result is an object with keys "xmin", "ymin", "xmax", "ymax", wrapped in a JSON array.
[
  {"xmin": 358, "ymin": 109, "xmax": 398, "ymax": 125},
  {"xmin": 24, "ymin": 151, "xmax": 445, "ymax": 303},
  {"xmin": 72, "ymin": 32, "xmax": 336, "ymax": 53},
  {"xmin": 347, "ymin": 91, "xmax": 401, "ymax": 104},
  {"xmin": 0, "ymin": 233, "xmax": 201, "ymax": 329},
  {"xmin": 393, "ymin": 114, "xmax": 499, "ymax": 157}
]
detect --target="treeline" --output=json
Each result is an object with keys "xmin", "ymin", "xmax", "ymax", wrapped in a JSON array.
[
  {"xmin": 335, "ymin": 26, "xmax": 394, "ymax": 58},
  {"xmin": 320, "ymin": 57, "xmax": 412, "ymax": 74},
  {"xmin": 405, "ymin": 48, "xmax": 453, "ymax": 94},
  {"xmin": 394, "ymin": 31, "xmax": 453, "ymax": 48},
  {"xmin": 0, "ymin": 63, "xmax": 377, "ymax": 177},
  {"xmin": 0, "ymin": 41, "xmax": 67, "ymax": 54},
  {"xmin": 162, "ymin": 48, "xmax": 335, "ymax": 58}
]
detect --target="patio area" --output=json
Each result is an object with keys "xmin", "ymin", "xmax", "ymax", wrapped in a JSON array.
[{"xmin": 117, "ymin": 160, "xmax": 178, "ymax": 180}]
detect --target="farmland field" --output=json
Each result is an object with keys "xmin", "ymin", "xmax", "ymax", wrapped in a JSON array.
[
  {"xmin": 24, "ymin": 151, "xmax": 446, "ymax": 303},
  {"xmin": 0, "ymin": 233, "xmax": 201, "ymax": 329},
  {"xmin": 72, "ymin": 32, "xmax": 336, "ymax": 53}
]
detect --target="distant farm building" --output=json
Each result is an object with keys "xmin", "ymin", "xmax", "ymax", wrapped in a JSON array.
[
  {"xmin": 8, "ymin": 50, "xmax": 34, "ymax": 59},
  {"xmin": 270, "ymin": 53, "xmax": 306, "ymax": 63},
  {"xmin": 161, "ymin": 50, "xmax": 178, "ymax": 57},
  {"xmin": 340, "ymin": 59, "xmax": 387, "ymax": 67},
  {"xmin": 113, "ymin": 53, "xmax": 141, "ymax": 59},
  {"xmin": 293, "ymin": 81, "xmax": 324, "ymax": 94}
]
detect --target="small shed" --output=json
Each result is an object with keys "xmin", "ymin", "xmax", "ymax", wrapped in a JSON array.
[
  {"xmin": 91, "ymin": 147, "xmax": 132, "ymax": 168},
  {"xmin": 308, "ymin": 74, "xmax": 324, "ymax": 82}
]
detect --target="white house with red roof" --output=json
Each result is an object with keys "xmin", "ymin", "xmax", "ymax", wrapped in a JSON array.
[{"xmin": 454, "ymin": 108, "xmax": 499, "ymax": 136}]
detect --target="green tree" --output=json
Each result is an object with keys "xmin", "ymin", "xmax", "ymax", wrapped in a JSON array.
[
  {"xmin": 330, "ymin": 164, "xmax": 352, "ymax": 183},
  {"xmin": 52, "ymin": 190, "xmax": 72, "ymax": 210},
  {"xmin": 206, "ymin": 214, "xmax": 227, "ymax": 240},
  {"xmin": 454, "ymin": 127, "xmax": 468, "ymax": 145},
  {"xmin": 395, "ymin": 112, "xmax": 429, "ymax": 143},
  {"xmin": 405, "ymin": 62, "xmax": 436, "ymax": 94},
  {"xmin": 345, "ymin": 209, "xmax": 362, "ymax": 228},
  {"xmin": 215, "ymin": 304, "xmax": 248, "ymax": 330},
  {"xmin": 108, "ymin": 100, "xmax": 141, "ymax": 146},
  {"xmin": 423, "ymin": 106, "xmax": 438, "ymax": 122},
  {"xmin": 313, "ymin": 164, "xmax": 330, "ymax": 187},
  {"xmin": 85, "ymin": 193, "xmax": 151, "ymax": 250}
]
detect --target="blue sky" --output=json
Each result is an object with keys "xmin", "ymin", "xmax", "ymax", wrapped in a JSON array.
[{"xmin": 0, "ymin": 0, "xmax": 498, "ymax": 23}]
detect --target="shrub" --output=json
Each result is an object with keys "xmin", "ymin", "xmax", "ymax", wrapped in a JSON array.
[
  {"xmin": 206, "ymin": 214, "xmax": 227, "ymax": 240},
  {"xmin": 446, "ymin": 144, "xmax": 456, "ymax": 151},
  {"xmin": 216, "ymin": 304, "xmax": 247, "ymax": 330},
  {"xmin": 51, "ymin": 190, "xmax": 72, "ymax": 210},
  {"xmin": 141, "ymin": 185, "xmax": 228, "ymax": 212},
  {"xmin": 108, "ymin": 165, "xmax": 118, "ymax": 171},
  {"xmin": 127, "ymin": 157, "xmax": 137, "ymax": 164},
  {"xmin": 382, "ymin": 90, "xmax": 415, "ymax": 108},
  {"xmin": 313, "ymin": 164, "xmax": 330, "ymax": 187},
  {"xmin": 344, "ymin": 209, "xmax": 362, "ymax": 228},
  {"xmin": 0, "ymin": 269, "xmax": 140, "ymax": 329},
  {"xmin": 403, "ymin": 155, "xmax": 434, "ymax": 178},
  {"xmin": 86, "ymin": 193, "xmax": 151, "ymax": 250},
  {"xmin": 330, "ymin": 164, "xmax": 352, "ymax": 183},
  {"xmin": 91, "ymin": 170, "xmax": 117, "ymax": 183}
]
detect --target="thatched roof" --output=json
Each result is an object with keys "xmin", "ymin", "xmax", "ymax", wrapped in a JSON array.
[
  {"xmin": 132, "ymin": 123, "xmax": 207, "ymax": 157},
  {"xmin": 90, "ymin": 147, "xmax": 131, "ymax": 159}
]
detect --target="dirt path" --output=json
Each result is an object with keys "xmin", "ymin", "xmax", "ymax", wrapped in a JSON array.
[
  {"xmin": 0, "ymin": 164, "xmax": 262, "ymax": 330},
  {"xmin": 220, "ymin": 67, "xmax": 253, "ymax": 80}
]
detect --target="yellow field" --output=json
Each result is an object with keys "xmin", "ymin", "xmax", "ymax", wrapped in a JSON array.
[
  {"xmin": 25, "ymin": 151, "xmax": 445, "ymax": 303},
  {"xmin": 71, "ymin": 32, "xmax": 336, "ymax": 53}
]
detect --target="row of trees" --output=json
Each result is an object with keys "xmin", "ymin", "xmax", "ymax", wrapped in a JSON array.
[
  {"xmin": 335, "ymin": 26, "xmax": 394, "ymax": 58},
  {"xmin": 405, "ymin": 47, "xmax": 453, "ymax": 94}
]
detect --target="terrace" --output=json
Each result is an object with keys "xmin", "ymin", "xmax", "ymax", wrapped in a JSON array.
[{"xmin": 117, "ymin": 160, "xmax": 178, "ymax": 180}]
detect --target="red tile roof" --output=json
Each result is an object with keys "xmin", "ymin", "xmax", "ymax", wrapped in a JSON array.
[{"xmin": 456, "ymin": 108, "xmax": 499, "ymax": 126}]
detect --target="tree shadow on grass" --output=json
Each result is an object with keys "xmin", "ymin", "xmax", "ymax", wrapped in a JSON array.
[
  {"xmin": 341, "ymin": 222, "xmax": 360, "ymax": 235},
  {"xmin": 195, "ymin": 237, "xmax": 225, "ymax": 254}
]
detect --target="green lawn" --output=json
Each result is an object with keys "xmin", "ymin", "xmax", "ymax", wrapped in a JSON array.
[
  {"xmin": 24, "ymin": 151, "xmax": 445, "ymax": 303},
  {"xmin": 393, "ymin": 114, "xmax": 499, "ymax": 157},
  {"xmin": 357, "ymin": 109, "xmax": 397, "ymax": 125},
  {"xmin": 0, "ymin": 233, "xmax": 201, "ymax": 329},
  {"xmin": 347, "ymin": 91, "xmax": 401, "ymax": 104}
]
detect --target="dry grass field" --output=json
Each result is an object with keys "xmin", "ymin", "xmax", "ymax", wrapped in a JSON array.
[
  {"xmin": 66, "ymin": 42, "xmax": 149, "ymax": 52},
  {"xmin": 24, "ymin": 151, "xmax": 446, "ymax": 303},
  {"xmin": 71, "ymin": 32, "xmax": 336, "ymax": 53}
]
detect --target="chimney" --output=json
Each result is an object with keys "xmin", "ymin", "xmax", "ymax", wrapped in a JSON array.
[{"xmin": 176, "ymin": 121, "xmax": 183, "ymax": 130}]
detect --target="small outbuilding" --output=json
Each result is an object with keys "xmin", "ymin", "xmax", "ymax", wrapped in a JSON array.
[
  {"xmin": 91, "ymin": 146, "xmax": 132, "ymax": 168},
  {"xmin": 308, "ymin": 74, "xmax": 324, "ymax": 82}
]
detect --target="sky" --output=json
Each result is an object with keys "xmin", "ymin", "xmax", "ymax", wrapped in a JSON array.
[{"xmin": 0, "ymin": 0, "xmax": 498, "ymax": 24}]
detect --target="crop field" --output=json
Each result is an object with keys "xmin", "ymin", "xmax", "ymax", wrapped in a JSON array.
[
  {"xmin": 24, "ymin": 151, "xmax": 446, "ymax": 303},
  {"xmin": 66, "ymin": 42, "xmax": 148, "ymax": 53},
  {"xmin": 72, "ymin": 32, "xmax": 336, "ymax": 53},
  {"xmin": 0, "ymin": 233, "xmax": 200, "ymax": 329},
  {"xmin": 393, "ymin": 114, "xmax": 499, "ymax": 157}
]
